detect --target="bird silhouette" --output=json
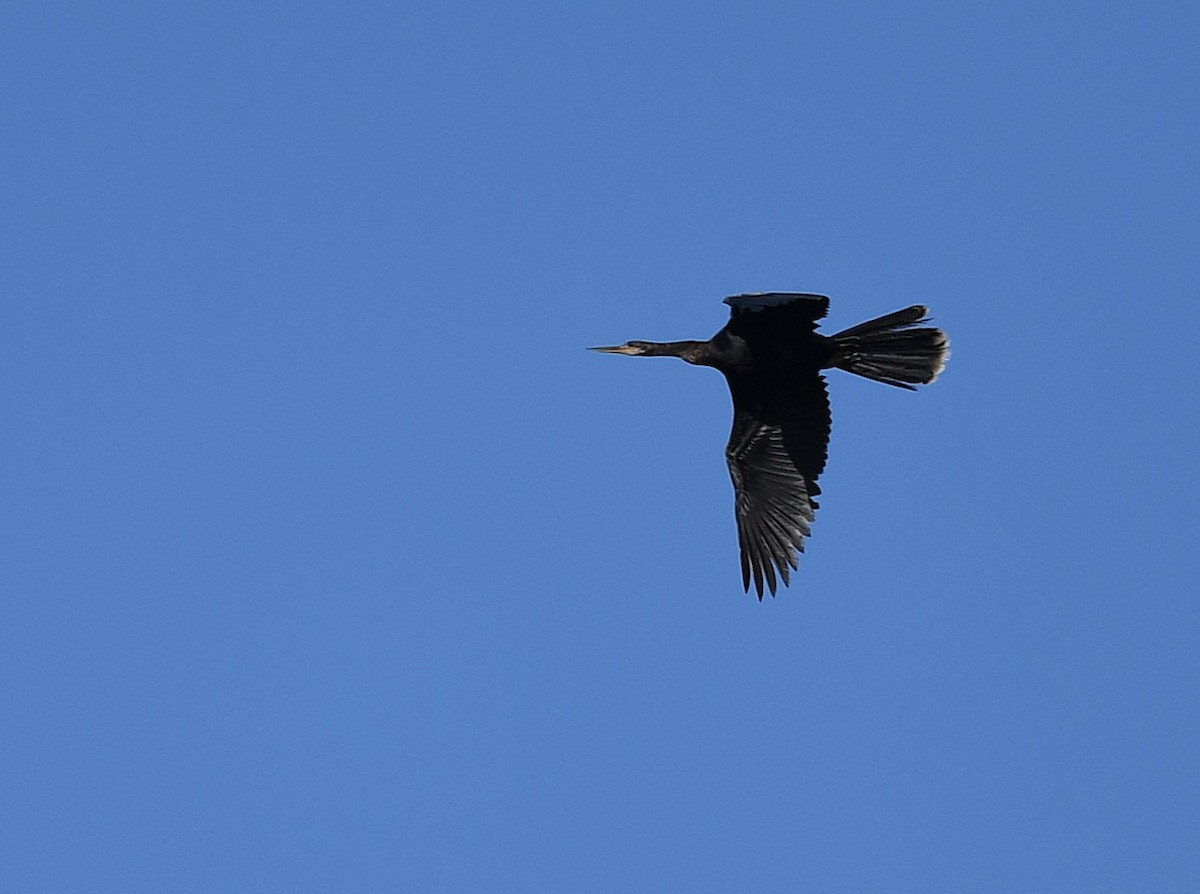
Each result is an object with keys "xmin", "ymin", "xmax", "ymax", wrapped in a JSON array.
[{"xmin": 591, "ymin": 293, "xmax": 949, "ymax": 598}]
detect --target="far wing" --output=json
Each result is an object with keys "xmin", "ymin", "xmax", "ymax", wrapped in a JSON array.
[
  {"xmin": 724, "ymin": 373, "xmax": 831, "ymax": 598},
  {"xmin": 724, "ymin": 292, "xmax": 829, "ymax": 321}
]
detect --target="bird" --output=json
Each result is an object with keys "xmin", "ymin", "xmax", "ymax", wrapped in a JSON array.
[{"xmin": 590, "ymin": 292, "xmax": 949, "ymax": 599}]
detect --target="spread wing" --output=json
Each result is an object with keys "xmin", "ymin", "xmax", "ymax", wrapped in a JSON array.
[{"xmin": 724, "ymin": 373, "xmax": 831, "ymax": 598}]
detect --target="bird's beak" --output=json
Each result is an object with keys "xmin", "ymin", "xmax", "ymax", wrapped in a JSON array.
[{"xmin": 588, "ymin": 344, "xmax": 642, "ymax": 355}]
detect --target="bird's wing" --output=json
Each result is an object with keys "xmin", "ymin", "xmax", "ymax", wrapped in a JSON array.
[
  {"xmin": 723, "ymin": 294, "xmax": 831, "ymax": 361},
  {"xmin": 724, "ymin": 292, "xmax": 830, "ymax": 321},
  {"xmin": 724, "ymin": 374, "xmax": 831, "ymax": 598}
]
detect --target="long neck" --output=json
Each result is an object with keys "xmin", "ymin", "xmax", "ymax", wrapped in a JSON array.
[{"xmin": 642, "ymin": 340, "xmax": 711, "ymax": 364}]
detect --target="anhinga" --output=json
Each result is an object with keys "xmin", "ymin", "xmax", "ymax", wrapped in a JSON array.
[{"xmin": 591, "ymin": 293, "xmax": 949, "ymax": 599}]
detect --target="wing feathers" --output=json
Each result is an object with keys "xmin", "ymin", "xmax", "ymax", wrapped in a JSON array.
[
  {"xmin": 724, "ymin": 292, "xmax": 830, "ymax": 316},
  {"xmin": 725, "ymin": 375, "xmax": 831, "ymax": 598}
]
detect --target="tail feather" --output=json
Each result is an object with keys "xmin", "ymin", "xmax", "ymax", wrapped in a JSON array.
[{"xmin": 831, "ymin": 305, "xmax": 949, "ymax": 389}]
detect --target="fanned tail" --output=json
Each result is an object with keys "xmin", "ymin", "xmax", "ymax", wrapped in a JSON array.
[{"xmin": 830, "ymin": 305, "xmax": 949, "ymax": 390}]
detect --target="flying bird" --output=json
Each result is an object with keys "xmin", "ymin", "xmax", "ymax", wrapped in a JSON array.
[{"xmin": 591, "ymin": 293, "xmax": 949, "ymax": 599}]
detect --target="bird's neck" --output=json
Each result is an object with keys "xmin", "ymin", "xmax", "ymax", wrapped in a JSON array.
[{"xmin": 643, "ymin": 340, "xmax": 712, "ymax": 364}]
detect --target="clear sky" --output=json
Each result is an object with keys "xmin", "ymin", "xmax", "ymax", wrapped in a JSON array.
[{"xmin": 3, "ymin": 2, "xmax": 1198, "ymax": 891}]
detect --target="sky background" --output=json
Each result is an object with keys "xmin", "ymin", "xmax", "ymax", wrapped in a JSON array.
[{"xmin": 3, "ymin": 1, "xmax": 1198, "ymax": 890}]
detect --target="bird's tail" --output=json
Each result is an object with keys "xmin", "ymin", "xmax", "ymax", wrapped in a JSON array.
[{"xmin": 830, "ymin": 305, "xmax": 950, "ymax": 390}]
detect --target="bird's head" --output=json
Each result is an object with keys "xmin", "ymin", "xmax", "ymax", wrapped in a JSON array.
[
  {"xmin": 588, "ymin": 340, "xmax": 658, "ymax": 356},
  {"xmin": 588, "ymin": 340, "xmax": 710, "ymax": 363}
]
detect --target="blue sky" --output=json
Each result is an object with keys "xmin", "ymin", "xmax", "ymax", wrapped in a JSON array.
[{"xmin": 3, "ymin": 2, "xmax": 1198, "ymax": 890}]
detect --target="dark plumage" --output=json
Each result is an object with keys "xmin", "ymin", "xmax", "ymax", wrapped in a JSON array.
[{"xmin": 591, "ymin": 292, "xmax": 949, "ymax": 598}]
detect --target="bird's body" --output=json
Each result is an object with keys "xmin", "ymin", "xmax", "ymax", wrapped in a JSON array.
[{"xmin": 591, "ymin": 293, "xmax": 949, "ymax": 598}]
